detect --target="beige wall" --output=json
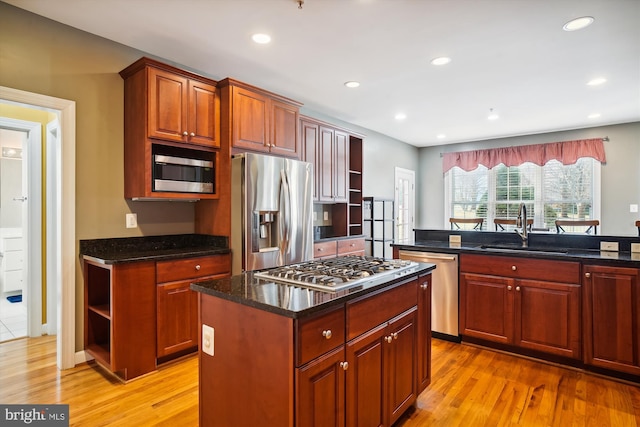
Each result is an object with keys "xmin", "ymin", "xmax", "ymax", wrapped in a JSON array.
[{"xmin": 0, "ymin": 3, "xmax": 197, "ymax": 350}]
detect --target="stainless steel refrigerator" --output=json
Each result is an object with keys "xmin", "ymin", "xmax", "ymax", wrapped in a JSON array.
[{"xmin": 231, "ymin": 153, "xmax": 314, "ymax": 275}]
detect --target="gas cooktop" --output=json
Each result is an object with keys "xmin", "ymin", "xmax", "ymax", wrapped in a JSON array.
[{"xmin": 254, "ymin": 255, "xmax": 418, "ymax": 292}]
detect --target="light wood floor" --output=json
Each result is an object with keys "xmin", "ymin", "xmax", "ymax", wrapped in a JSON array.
[{"xmin": 1, "ymin": 336, "xmax": 638, "ymax": 426}]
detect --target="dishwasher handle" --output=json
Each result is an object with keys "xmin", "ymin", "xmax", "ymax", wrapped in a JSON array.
[{"xmin": 398, "ymin": 251, "xmax": 457, "ymax": 262}]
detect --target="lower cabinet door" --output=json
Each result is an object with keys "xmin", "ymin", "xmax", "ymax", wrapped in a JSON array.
[
  {"xmin": 157, "ymin": 281, "xmax": 198, "ymax": 357},
  {"xmin": 387, "ymin": 308, "xmax": 418, "ymax": 426},
  {"xmin": 296, "ymin": 346, "xmax": 346, "ymax": 427},
  {"xmin": 346, "ymin": 323, "xmax": 387, "ymax": 427},
  {"xmin": 460, "ymin": 273, "xmax": 514, "ymax": 344}
]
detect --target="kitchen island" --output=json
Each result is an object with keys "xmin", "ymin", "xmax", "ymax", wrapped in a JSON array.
[{"xmin": 191, "ymin": 257, "xmax": 435, "ymax": 427}]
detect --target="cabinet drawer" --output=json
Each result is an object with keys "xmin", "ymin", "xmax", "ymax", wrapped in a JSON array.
[
  {"xmin": 296, "ymin": 306, "xmax": 346, "ymax": 366},
  {"xmin": 347, "ymin": 278, "xmax": 417, "ymax": 340},
  {"xmin": 3, "ymin": 270, "xmax": 23, "ymax": 292},
  {"xmin": 156, "ymin": 254, "xmax": 231, "ymax": 283},
  {"xmin": 461, "ymin": 254, "xmax": 579, "ymax": 283},
  {"xmin": 314, "ymin": 241, "xmax": 337, "ymax": 259},
  {"xmin": 337, "ymin": 238, "xmax": 365, "ymax": 255},
  {"xmin": 2, "ymin": 251, "xmax": 23, "ymax": 270}
]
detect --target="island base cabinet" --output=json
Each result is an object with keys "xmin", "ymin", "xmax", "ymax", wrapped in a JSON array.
[
  {"xmin": 416, "ymin": 274, "xmax": 432, "ymax": 393},
  {"xmin": 346, "ymin": 308, "xmax": 417, "ymax": 427},
  {"xmin": 584, "ymin": 265, "xmax": 640, "ymax": 376},
  {"xmin": 296, "ymin": 346, "xmax": 346, "ymax": 427}
]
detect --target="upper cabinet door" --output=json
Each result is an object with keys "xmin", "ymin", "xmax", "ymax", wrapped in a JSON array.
[
  {"xmin": 231, "ymin": 86, "xmax": 269, "ymax": 152},
  {"xmin": 319, "ymin": 126, "xmax": 335, "ymax": 202},
  {"xmin": 270, "ymin": 99, "xmax": 299, "ymax": 157},
  {"xmin": 188, "ymin": 80, "xmax": 220, "ymax": 148},
  {"xmin": 148, "ymin": 67, "xmax": 188, "ymax": 143},
  {"xmin": 300, "ymin": 119, "xmax": 320, "ymax": 200},
  {"xmin": 333, "ymin": 130, "xmax": 349, "ymax": 203}
]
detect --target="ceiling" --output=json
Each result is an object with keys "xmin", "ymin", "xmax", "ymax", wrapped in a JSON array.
[{"xmin": 5, "ymin": 0, "xmax": 639, "ymax": 147}]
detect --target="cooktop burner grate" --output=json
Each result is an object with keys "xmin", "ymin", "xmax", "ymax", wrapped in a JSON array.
[{"xmin": 254, "ymin": 255, "xmax": 417, "ymax": 292}]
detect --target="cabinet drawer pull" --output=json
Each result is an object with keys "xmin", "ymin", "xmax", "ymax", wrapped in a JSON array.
[
  {"xmin": 421, "ymin": 283, "xmax": 428, "ymax": 290},
  {"xmin": 322, "ymin": 330, "xmax": 332, "ymax": 339},
  {"xmin": 339, "ymin": 361, "xmax": 349, "ymax": 371},
  {"xmin": 385, "ymin": 336, "xmax": 393, "ymax": 343},
  {"xmin": 190, "ymin": 132, "xmax": 195, "ymax": 137},
  {"xmin": 507, "ymin": 285, "xmax": 512, "ymax": 291},
  {"xmin": 350, "ymin": 243, "xmax": 355, "ymax": 247},
  {"xmin": 585, "ymin": 272, "xmax": 591, "ymax": 278},
  {"xmin": 195, "ymin": 264, "xmax": 201, "ymax": 271},
  {"xmin": 516, "ymin": 286, "xmax": 521, "ymax": 292},
  {"xmin": 183, "ymin": 131, "xmax": 188, "ymax": 136},
  {"xmin": 511, "ymin": 265, "xmax": 517, "ymax": 271},
  {"xmin": 392, "ymin": 332, "xmax": 398, "ymax": 340},
  {"xmin": 317, "ymin": 248, "xmax": 323, "ymax": 252}
]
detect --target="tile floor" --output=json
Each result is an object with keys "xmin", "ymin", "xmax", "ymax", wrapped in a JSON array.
[{"xmin": 0, "ymin": 295, "xmax": 27, "ymax": 342}]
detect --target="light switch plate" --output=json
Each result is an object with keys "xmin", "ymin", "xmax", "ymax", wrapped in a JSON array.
[
  {"xmin": 631, "ymin": 243, "xmax": 640, "ymax": 253},
  {"xmin": 125, "ymin": 213, "xmax": 137, "ymax": 228},
  {"xmin": 600, "ymin": 241, "xmax": 619, "ymax": 252},
  {"xmin": 202, "ymin": 324, "xmax": 214, "ymax": 356},
  {"xmin": 630, "ymin": 204, "xmax": 639, "ymax": 213}
]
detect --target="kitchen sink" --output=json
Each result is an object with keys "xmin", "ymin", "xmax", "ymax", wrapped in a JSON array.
[{"xmin": 480, "ymin": 244, "xmax": 569, "ymax": 254}]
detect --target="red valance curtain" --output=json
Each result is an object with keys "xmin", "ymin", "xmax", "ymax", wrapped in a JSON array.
[{"xmin": 442, "ymin": 138, "xmax": 606, "ymax": 173}]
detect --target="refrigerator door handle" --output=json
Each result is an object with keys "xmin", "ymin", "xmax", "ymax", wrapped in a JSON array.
[{"xmin": 280, "ymin": 169, "xmax": 291, "ymax": 253}]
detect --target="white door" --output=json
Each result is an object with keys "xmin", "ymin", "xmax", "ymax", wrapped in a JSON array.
[{"xmin": 394, "ymin": 167, "xmax": 415, "ymax": 242}]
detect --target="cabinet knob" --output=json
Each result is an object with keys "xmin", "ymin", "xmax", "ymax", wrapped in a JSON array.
[
  {"xmin": 392, "ymin": 332, "xmax": 398, "ymax": 340},
  {"xmin": 322, "ymin": 330, "xmax": 332, "ymax": 339},
  {"xmin": 507, "ymin": 285, "xmax": 512, "ymax": 291},
  {"xmin": 385, "ymin": 336, "xmax": 393, "ymax": 343},
  {"xmin": 183, "ymin": 131, "xmax": 188, "ymax": 136},
  {"xmin": 339, "ymin": 361, "xmax": 349, "ymax": 371},
  {"xmin": 318, "ymin": 248, "xmax": 323, "ymax": 252},
  {"xmin": 421, "ymin": 283, "xmax": 428, "ymax": 290},
  {"xmin": 511, "ymin": 265, "xmax": 517, "ymax": 271},
  {"xmin": 190, "ymin": 132, "xmax": 195, "ymax": 137},
  {"xmin": 516, "ymin": 286, "xmax": 521, "ymax": 292},
  {"xmin": 585, "ymin": 272, "xmax": 591, "ymax": 278},
  {"xmin": 195, "ymin": 264, "xmax": 201, "ymax": 271}
]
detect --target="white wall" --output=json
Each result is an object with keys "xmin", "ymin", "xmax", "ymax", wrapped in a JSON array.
[{"xmin": 418, "ymin": 122, "xmax": 640, "ymax": 236}]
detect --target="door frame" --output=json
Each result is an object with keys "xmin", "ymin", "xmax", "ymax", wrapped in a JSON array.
[
  {"xmin": 0, "ymin": 86, "xmax": 76, "ymax": 370},
  {"xmin": 0, "ymin": 117, "xmax": 42, "ymax": 339},
  {"xmin": 394, "ymin": 167, "xmax": 415, "ymax": 242}
]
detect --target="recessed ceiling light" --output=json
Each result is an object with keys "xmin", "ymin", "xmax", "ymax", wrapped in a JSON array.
[
  {"xmin": 431, "ymin": 57, "xmax": 451, "ymax": 66},
  {"xmin": 437, "ymin": 134, "xmax": 446, "ymax": 139},
  {"xmin": 252, "ymin": 33, "xmax": 271, "ymax": 44},
  {"xmin": 344, "ymin": 81, "xmax": 360, "ymax": 88},
  {"xmin": 587, "ymin": 77, "xmax": 607, "ymax": 86},
  {"xmin": 588, "ymin": 113, "xmax": 601, "ymax": 119},
  {"xmin": 487, "ymin": 108, "xmax": 499, "ymax": 120},
  {"xmin": 563, "ymin": 16, "xmax": 595, "ymax": 31},
  {"xmin": 395, "ymin": 113, "xmax": 407, "ymax": 120}
]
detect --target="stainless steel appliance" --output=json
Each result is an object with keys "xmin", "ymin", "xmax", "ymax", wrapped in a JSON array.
[
  {"xmin": 153, "ymin": 154, "xmax": 214, "ymax": 193},
  {"xmin": 254, "ymin": 255, "xmax": 418, "ymax": 292},
  {"xmin": 398, "ymin": 250, "xmax": 460, "ymax": 341},
  {"xmin": 231, "ymin": 153, "xmax": 314, "ymax": 274}
]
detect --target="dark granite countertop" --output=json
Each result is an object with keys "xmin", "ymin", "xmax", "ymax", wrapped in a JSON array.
[
  {"xmin": 80, "ymin": 234, "xmax": 230, "ymax": 264},
  {"xmin": 191, "ymin": 262, "xmax": 435, "ymax": 319},
  {"xmin": 392, "ymin": 229, "xmax": 640, "ymax": 267}
]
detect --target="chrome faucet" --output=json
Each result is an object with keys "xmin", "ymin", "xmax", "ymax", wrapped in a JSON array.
[{"xmin": 515, "ymin": 203, "xmax": 528, "ymax": 246}]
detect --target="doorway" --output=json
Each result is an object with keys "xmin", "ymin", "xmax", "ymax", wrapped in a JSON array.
[
  {"xmin": 395, "ymin": 167, "xmax": 415, "ymax": 242},
  {"xmin": 0, "ymin": 86, "xmax": 76, "ymax": 370}
]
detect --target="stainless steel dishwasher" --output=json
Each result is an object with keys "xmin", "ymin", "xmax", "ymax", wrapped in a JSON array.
[{"xmin": 398, "ymin": 250, "xmax": 460, "ymax": 342}]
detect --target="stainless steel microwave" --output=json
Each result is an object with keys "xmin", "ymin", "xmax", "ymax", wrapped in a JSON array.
[{"xmin": 153, "ymin": 154, "xmax": 214, "ymax": 194}]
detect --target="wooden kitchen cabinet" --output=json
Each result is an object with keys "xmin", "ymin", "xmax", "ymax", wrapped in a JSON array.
[
  {"xmin": 583, "ymin": 264, "xmax": 640, "ymax": 376},
  {"xmin": 220, "ymin": 78, "xmax": 301, "ymax": 158},
  {"xmin": 313, "ymin": 237, "xmax": 365, "ymax": 260},
  {"xmin": 416, "ymin": 274, "xmax": 432, "ymax": 392},
  {"xmin": 198, "ymin": 272, "xmax": 430, "ymax": 426},
  {"xmin": 120, "ymin": 57, "xmax": 220, "ymax": 200},
  {"xmin": 460, "ymin": 254, "xmax": 582, "ymax": 359},
  {"xmin": 156, "ymin": 254, "xmax": 230, "ymax": 358},
  {"xmin": 318, "ymin": 126, "xmax": 349, "ymax": 202},
  {"xmin": 84, "ymin": 259, "xmax": 156, "ymax": 381}
]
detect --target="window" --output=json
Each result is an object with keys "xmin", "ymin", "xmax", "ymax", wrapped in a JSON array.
[{"xmin": 445, "ymin": 158, "xmax": 600, "ymax": 231}]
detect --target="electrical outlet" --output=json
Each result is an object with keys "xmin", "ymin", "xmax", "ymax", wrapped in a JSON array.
[
  {"xmin": 449, "ymin": 235, "xmax": 461, "ymax": 244},
  {"xmin": 313, "ymin": 211, "xmax": 317, "ymax": 221},
  {"xmin": 125, "ymin": 213, "xmax": 137, "ymax": 228},
  {"xmin": 631, "ymin": 204, "xmax": 639, "ymax": 213},
  {"xmin": 202, "ymin": 324, "xmax": 214, "ymax": 356},
  {"xmin": 323, "ymin": 211, "xmax": 329, "ymax": 221},
  {"xmin": 600, "ymin": 241, "xmax": 619, "ymax": 252},
  {"xmin": 631, "ymin": 243, "xmax": 640, "ymax": 253}
]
